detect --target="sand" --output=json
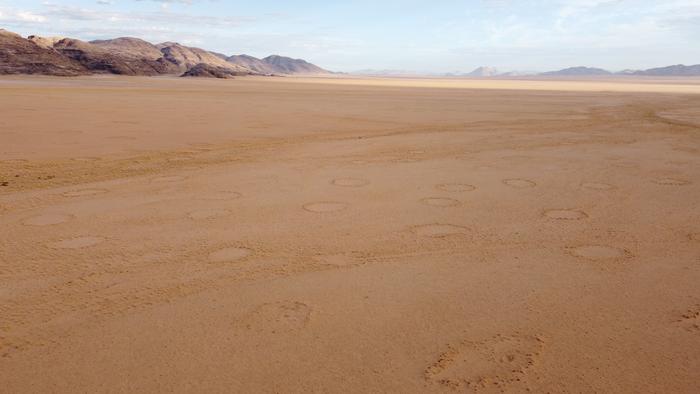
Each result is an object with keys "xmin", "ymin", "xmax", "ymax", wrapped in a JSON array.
[{"xmin": 1, "ymin": 75, "xmax": 699, "ymax": 393}]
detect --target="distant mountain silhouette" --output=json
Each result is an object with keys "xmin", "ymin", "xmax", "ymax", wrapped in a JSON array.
[
  {"xmin": 540, "ymin": 65, "xmax": 700, "ymax": 77},
  {"xmin": 466, "ymin": 66, "xmax": 499, "ymax": 77},
  {"xmin": 541, "ymin": 67, "xmax": 611, "ymax": 76},
  {"xmin": 632, "ymin": 64, "xmax": 700, "ymax": 76}
]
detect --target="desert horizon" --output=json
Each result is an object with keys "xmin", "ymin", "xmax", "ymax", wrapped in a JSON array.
[{"xmin": 3, "ymin": 26, "xmax": 700, "ymax": 79}]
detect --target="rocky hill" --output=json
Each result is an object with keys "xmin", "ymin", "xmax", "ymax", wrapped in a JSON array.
[
  {"xmin": 53, "ymin": 38, "xmax": 183, "ymax": 76},
  {"xmin": 227, "ymin": 54, "xmax": 277, "ymax": 75},
  {"xmin": 227, "ymin": 54, "xmax": 329, "ymax": 75},
  {"xmin": 262, "ymin": 55, "xmax": 329, "ymax": 74},
  {"xmin": 157, "ymin": 42, "xmax": 252, "ymax": 74},
  {"xmin": 90, "ymin": 37, "xmax": 165, "ymax": 61},
  {"xmin": 0, "ymin": 30, "xmax": 87, "ymax": 76},
  {"xmin": 181, "ymin": 63, "xmax": 246, "ymax": 78},
  {"xmin": 0, "ymin": 28, "xmax": 329, "ymax": 77}
]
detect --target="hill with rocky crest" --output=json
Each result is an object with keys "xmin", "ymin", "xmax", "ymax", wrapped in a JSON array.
[{"xmin": 0, "ymin": 29, "xmax": 329, "ymax": 77}]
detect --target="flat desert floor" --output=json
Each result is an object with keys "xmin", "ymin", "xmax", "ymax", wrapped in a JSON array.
[{"xmin": 1, "ymin": 76, "xmax": 699, "ymax": 393}]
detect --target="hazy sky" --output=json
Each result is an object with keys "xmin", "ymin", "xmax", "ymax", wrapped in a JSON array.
[{"xmin": 1, "ymin": 0, "xmax": 699, "ymax": 72}]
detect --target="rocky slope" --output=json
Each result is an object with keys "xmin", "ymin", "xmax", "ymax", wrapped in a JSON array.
[
  {"xmin": 261, "ymin": 55, "xmax": 329, "ymax": 74},
  {"xmin": 226, "ymin": 54, "xmax": 277, "ymax": 75},
  {"xmin": 158, "ymin": 42, "xmax": 251, "ymax": 74},
  {"xmin": 181, "ymin": 63, "xmax": 246, "ymax": 78},
  {"xmin": 54, "ymin": 38, "xmax": 182, "ymax": 76},
  {"xmin": 90, "ymin": 37, "xmax": 165, "ymax": 61},
  {"xmin": 227, "ymin": 54, "xmax": 330, "ymax": 75},
  {"xmin": 0, "ymin": 30, "xmax": 87, "ymax": 76}
]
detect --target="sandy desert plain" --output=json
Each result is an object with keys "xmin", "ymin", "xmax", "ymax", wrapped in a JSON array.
[{"xmin": 1, "ymin": 75, "xmax": 700, "ymax": 393}]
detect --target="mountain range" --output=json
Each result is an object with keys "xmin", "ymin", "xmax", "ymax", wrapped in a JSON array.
[
  {"xmin": 539, "ymin": 65, "xmax": 700, "ymax": 76},
  {"xmin": 3, "ymin": 28, "xmax": 700, "ymax": 79},
  {"xmin": 359, "ymin": 65, "xmax": 700, "ymax": 78},
  {"xmin": 0, "ymin": 28, "xmax": 330, "ymax": 78}
]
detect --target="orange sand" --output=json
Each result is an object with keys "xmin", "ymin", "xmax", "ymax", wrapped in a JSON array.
[{"xmin": 1, "ymin": 75, "xmax": 699, "ymax": 393}]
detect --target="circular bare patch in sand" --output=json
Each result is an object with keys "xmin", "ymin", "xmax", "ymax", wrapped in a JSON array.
[
  {"xmin": 503, "ymin": 179, "xmax": 536, "ymax": 189},
  {"xmin": 582, "ymin": 182, "xmax": 614, "ymax": 190},
  {"xmin": 23, "ymin": 213, "xmax": 73, "ymax": 226},
  {"xmin": 436, "ymin": 183, "xmax": 476, "ymax": 192},
  {"xmin": 48, "ymin": 236, "xmax": 104, "ymax": 249},
  {"xmin": 425, "ymin": 334, "xmax": 543, "ymax": 390},
  {"xmin": 208, "ymin": 247, "xmax": 252, "ymax": 263},
  {"xmin": 412, "ymin": 224, "xmax": 468, "ymax": 238},
  {"xmin": 199, "ymin": 191, "xmax": 242, "ymax": 201},
  {"xmin": 652, "ymin": 178, "xmax": 690, "ymax": 186},
  {"xmin": 331, "ymin": 178, "xmax": 369, "ymax": 187},
  {"xmin": 569, "ymin": 245, "xmax": 627, "ymax": 260},
  {"xmin": 62, "ymin": 189, "xmax": 108, "ymax": 197},
  {"xmin": 188, "ymin": 209, "xmax": 230, "ymax": 220},
  {"xmin": 420, "ymin": 197, "xmax": 461, "ymax": 207},
  {"xmin": 543, "ymin": 209, "xmax": 588, "ymax": 220},
  {"xmin": 151, "ymin": 175, "xmax": 185, "ymax": 183},
  {"xmin": 303, "ymin": 202, "xmax": 348, "ymax": 213}
]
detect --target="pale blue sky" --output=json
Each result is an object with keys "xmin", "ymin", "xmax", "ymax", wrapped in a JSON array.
[{"xmin": 1, "ymin": 0, "xmax": 699, "ymax": 72}]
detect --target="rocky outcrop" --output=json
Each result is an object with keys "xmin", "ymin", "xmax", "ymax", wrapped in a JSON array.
[
  {"xmin": 27, "ymin": 35, "xmax": 65, "ymax": 49},
  {"xmin": 54, "ymin": 38, "xmax": 180, "ymax": 76},
  {"xmin": 181, "ymin": 63, "xmax": 245, "ymax": 78},
  {"xmin": 0, "ymin": 30, "xmax": 87, "ymax": 76}
]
